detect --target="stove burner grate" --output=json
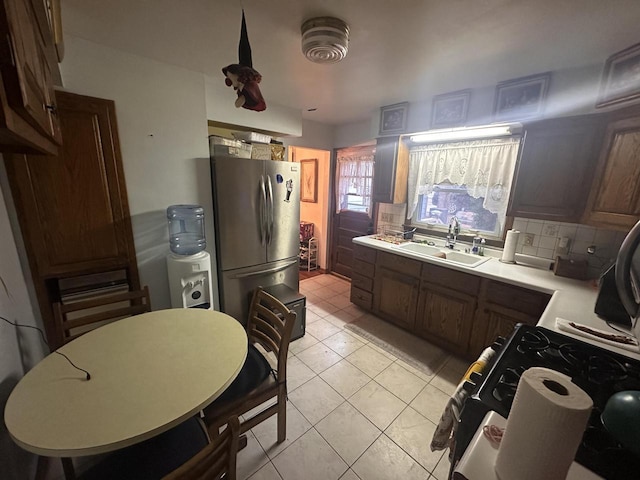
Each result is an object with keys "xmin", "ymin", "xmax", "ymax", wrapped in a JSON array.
[
  {"xmin": 492, "ymin": 366, "xmax": 526, "ymax": 405},
  {"xmin": 515, "ymin": 329, "xmax": 550, "ymax": 354},
  {"xmin": 471, "ymin": 325, "xmax": 640, "ymax": 480}
]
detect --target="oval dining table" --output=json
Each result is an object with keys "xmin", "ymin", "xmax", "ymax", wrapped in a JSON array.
[{"xmin": 4, "ymin": 308, "xmax": 248, "ymax": 459}]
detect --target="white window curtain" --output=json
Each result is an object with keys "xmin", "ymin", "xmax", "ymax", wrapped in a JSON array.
[
  {"xmin": 407, "ymin": 137, "xmax": 520, "ymax": 228},
  {"xmin": 335, "ymin": 145, "xmax": 375, "ymax": 216}
]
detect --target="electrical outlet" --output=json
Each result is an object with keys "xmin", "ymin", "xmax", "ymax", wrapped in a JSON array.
[{"xmin": 523, "ymin": 233, "xmax": 535, "ymax": 246}]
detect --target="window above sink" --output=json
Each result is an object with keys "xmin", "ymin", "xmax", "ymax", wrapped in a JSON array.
[{"xmin": 406, "ymin": 134, "xmax": 521, "ymax": 240}]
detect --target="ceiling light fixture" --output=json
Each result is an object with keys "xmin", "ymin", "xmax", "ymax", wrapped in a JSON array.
[
  {"xmin": 410, "ymin": 124, "xmax": 521, "ymax": 143},
  {"xmin": 301, "ymin": 16, "xmax": 349, "ymax": 64}
]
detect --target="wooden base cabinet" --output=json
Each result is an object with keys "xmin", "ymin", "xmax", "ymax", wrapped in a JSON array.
[
  {"xmin": 349, "ymin": 246, "xmax": 551, "ymax": 359},
  {"xmin": 350, "ymin": 244, "xmax": 376, "ymax": 310},
  {"xmin": 372, "ymin": 251, "xmax": 421, "ymax": 330},
  {"xmin": 373, "ymin": 266, "xmax": 420, "ymax": 330},
  {"xmin": 415, "ymin": 282, "xmax": 476, "ymax": 356},
  {"xmin": 468, "ymin": 281, "xmax": 551, "ymax": 358}
]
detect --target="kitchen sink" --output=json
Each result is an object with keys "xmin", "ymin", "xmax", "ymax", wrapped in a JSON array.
[
  {"xmin": 442, "ymin": 251, "xmax": 490, "ymax": 267},
  {"xmin": 395, "ymin": 243, "xmax": 443, "ymax": 256},
  {"xmin": 395, "ymin": 242, "xmax": 490, "ymax": 268}
]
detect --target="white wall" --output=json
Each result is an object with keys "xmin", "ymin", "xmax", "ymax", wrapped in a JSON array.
[
  {"xmin": 402, "ymin": 63, "xmax": 606, "ymax": 134},
  {"xmin": 59, "ymin": 35, "xmax": 321, "ymax": 309},
  {"xmin": 205, "ymin": 77, "xmax": 302, "ymax": 136},
  {"xmin": 60, "ymin": 35, "xmax": 213, "ymax": 310},
  {"xmin": 334, "ymin": 118, "xmax": 376, "ymax": 149},
  {"xmin": 336, "ymin": 63, "xmax": 607, "ymax": 150},
  {"xmin": 0, "ymin": 157, "xmax": 49, "ymax": 480},
  {"xmin": 283, "ymin": 119, "xmax": 335, "ymax": 152}
]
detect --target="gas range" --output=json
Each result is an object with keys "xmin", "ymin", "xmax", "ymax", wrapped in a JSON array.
[{"xmin": 455, "ymin": 324, "xmax": 640, "ymax": 480}]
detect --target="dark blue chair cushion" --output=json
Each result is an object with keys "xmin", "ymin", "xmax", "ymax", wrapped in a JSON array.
[
  {"xmin": 210, "ymin": 343, "xmax": 272, "ymax": 406},
  {"xmin": 78, "ymin": 416, "xmax": 208, "ymax": 480}
]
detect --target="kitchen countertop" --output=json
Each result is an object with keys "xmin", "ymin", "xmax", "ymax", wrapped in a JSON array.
[
  {"xmin": 453, "ymin": 411, "xmax": 601, "ymax": 480},
  {"xmin": 353, "ymin": 235, "xmax": 640, "ymax": 360}
]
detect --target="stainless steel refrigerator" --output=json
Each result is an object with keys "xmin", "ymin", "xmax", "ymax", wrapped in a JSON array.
[{"xmin": 210, "ymin": 147, "xmax": 301, "ymax": 326}]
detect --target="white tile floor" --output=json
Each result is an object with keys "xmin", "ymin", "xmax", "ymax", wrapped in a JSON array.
[{"xmin": 238, "ymin": 274, "xmax": 468, "ymax": 480}]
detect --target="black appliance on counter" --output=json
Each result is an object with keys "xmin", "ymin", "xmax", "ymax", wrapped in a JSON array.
[{"xmin": 453, "ymin": 324, "xmax": 640, "ymax": 480}]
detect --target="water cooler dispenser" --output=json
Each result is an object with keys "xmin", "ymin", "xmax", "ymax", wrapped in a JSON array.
[{"xmin": 166, "ymin": 205, "xmax": 214, "ymax": 309}]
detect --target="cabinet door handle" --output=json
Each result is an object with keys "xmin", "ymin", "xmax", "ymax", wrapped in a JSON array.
[{"xmin": 46, "ymin": 104, "xmax": 58, "ymax": 115}]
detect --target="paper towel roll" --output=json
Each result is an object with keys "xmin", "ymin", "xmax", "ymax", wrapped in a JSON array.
[
  {"xmin": 500, "ymin": 230, "xmax": 520, "ymax": 263},
  {"xmin": 495, "ymin": 367, "xmax": 593, "ymax": 480}
]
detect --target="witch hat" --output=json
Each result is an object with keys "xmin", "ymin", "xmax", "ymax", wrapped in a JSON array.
[{"xmin": 222, "ymin": 9, "xmax": 266, "ymax": 112}]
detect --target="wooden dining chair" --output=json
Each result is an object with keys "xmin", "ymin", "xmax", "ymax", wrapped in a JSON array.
[
  {"xmin": 77, "ymin": 416, "xmax": 239, "ymax": 480},
  {"xmin": 202, "ymin": 287, "xmax": 297, "ymax": 444},
  {"xmin": 163, "ymin": 416, "xmax": 240, "ymax": 480},
  {"xmin": 52, "ymin": 286, "xmax": 151, "ymax": 347}
]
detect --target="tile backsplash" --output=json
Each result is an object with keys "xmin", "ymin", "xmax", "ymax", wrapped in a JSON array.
[
  {"xmin": 375, "ymin": 206, "xmax": 628, "ymax": 280},
  {"xmin": 512, "ymin": 217, "xmax": 629, "ymax": 279},
  {"xmin": 376, "ymin": 203, "xmax": 407, "ymax": 232}
]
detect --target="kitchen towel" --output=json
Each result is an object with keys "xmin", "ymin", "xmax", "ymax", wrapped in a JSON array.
[
  {"xmin": 500, "ymin": 230, "xmax": 519, "ymax": 263},
  {"xmin": 494, "ymin": 367, "xmax": 592, "ymax": 480},
  {"xmin": 430, "ymin": 346, "xmax": 496, "ymax": 451}
]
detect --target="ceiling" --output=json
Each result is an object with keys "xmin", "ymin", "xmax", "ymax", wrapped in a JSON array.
[{"xmin": 61, "ymin": 0, "xmax": 640, "ymax": 125}]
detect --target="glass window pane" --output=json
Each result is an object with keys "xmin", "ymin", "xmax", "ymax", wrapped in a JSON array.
[{"xmin": 415, "ymin": 183, "xmax": 498, "ymax": 235}]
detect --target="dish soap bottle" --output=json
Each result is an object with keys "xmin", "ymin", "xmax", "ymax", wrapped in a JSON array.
[
  {"xmin": 479, "ymin": 238, "xmax": 486, "ymax": 256},
  {"xmin": 471, "ymin": 234, "xmax": 481, "ymax": 254}
]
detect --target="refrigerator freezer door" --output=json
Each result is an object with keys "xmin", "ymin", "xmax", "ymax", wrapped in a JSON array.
[
  {"xmin": 266, "ymin": 161, "xmax": 300, "ymax": 263},
  {"xmin": 211, "ymin": 156, "xmax": 266, "ymax": 271},
  {"xmin": 220, "ymin": 258, "xmax": 299, "ymax": 324}
]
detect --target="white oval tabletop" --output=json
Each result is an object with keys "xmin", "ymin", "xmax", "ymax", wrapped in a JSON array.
[{"xmin": 4, "ymin": 309, "xmax": 248, "ymax": 457}]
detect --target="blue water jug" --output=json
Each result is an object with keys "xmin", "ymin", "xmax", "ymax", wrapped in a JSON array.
[{"xmin": 167, "ymin": 205, "xmax": 206, "ymax": 255}]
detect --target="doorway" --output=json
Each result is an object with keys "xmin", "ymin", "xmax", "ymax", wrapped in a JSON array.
[
  {"xmin": 330, "ymin": 145, "xmax": 376, "ymax": 278},
  {"xmin": 290, "ymin": 146, "xmax": 331, "ymax": 280}
]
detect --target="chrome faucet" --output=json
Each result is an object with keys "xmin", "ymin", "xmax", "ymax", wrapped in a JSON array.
[{"xmin": 445, "ymin": 216, "xmax": 460, "ymax": 249}]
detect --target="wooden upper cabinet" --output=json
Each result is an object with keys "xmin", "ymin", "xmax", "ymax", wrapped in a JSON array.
[
  {"xmin": 372, "ymin": 136, "xmax": 408, "ymax": 204},
  {"xmin": 0, "ymin": 0, "xmax": 61, "ymax": 155},
  {"xmin": 4, "ymin": 91, "xmax": 136, "ymax": 278},
  {"xmin": 507, "ymin": 115, "xmax": 605, "ymax": 222},
  {"xmin": 583, "ymin": 115, "xmax": 640, "ymax": 230}
]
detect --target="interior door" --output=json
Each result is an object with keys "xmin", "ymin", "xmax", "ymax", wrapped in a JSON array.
[{"xmin": 266, "ymin": 160, "xmax": 300, "ymax": 262}]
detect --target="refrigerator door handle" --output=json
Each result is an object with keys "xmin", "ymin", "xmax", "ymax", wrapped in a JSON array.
[
  {"xmin": 616, "ymin": 219, "xmax": 640, "ymax": 319},
  {"xmin": 260, "ymin": 175, "xmax": 267, "ymax": 246},
  {"xmin": 231, "ymin": 259, "xmax": 298, "ymax": 278},
  {"xmin": 266, "ymin": 174, "xmax": 274, "ymax": 245}
]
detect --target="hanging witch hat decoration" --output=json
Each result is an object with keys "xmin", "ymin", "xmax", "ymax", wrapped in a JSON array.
[{"xmin": 222, "ymin": 9, "xmax": 266, "ymax": 112}]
